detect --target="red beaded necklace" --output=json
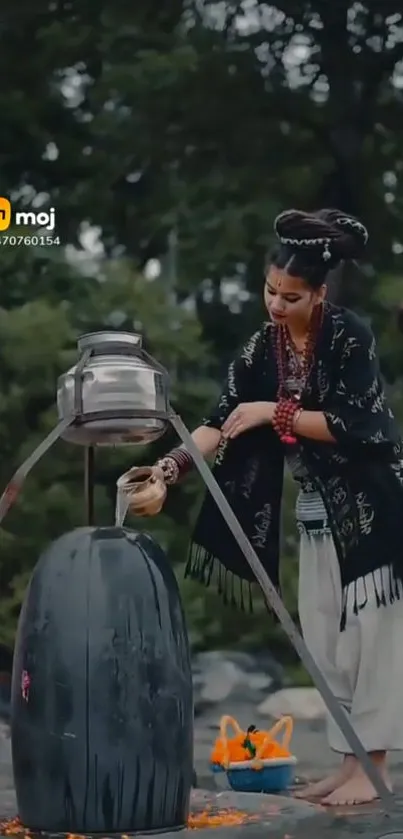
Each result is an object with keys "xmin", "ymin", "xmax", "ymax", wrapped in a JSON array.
[{"xmin": 272, "ymin": 303, "xmax": 323, "ymax": 444}]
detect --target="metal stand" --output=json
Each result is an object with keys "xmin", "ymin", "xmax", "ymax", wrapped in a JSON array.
[
  {"xmin": 0, "ymin": 417, "xmax": 74, "ymax": 526},
  {"xmin": 0, "ymin": 348, "xmax": 95, "ymax": 529},
  {"xmin": 170, "ymin": 412, "xmax": 394, "ymax": 811},
  {"xmin": 84, "ymin": 446, "xmax": 95, "ymax": 525}
]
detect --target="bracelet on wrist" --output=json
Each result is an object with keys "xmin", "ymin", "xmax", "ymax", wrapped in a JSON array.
[
  {"xmin": 156, "ymin": 447, "xmax": 194, "ymax": 485},
  {"xmin": 155, "ymin": 456, "xmax": 180, "ymax": 485},
  {"xmin": 273, "ymin": 398, "xmax": 300, "ymax": 445}
]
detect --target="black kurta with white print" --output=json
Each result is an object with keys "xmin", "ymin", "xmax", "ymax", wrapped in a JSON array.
[{"xmin": 187, "ymin": 303, "xmax": 403, "ymax": 629}]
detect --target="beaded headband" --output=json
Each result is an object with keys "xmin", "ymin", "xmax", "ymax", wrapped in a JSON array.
[{"xmin": 274, "ymin": 214, "xmax": 369, "ymax": 262}]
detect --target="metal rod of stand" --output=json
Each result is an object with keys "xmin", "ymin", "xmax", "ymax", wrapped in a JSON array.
[
  {"xmin": 84, "ymin": 446, "xmax": 95, "ymax": 526},
  {"xmin": 0, "ymin": 417, "xmax": 74, "ymax": 526},
  {"xmin": 170, "ymin": 413, "xmax": 394, "ymax": 811}
]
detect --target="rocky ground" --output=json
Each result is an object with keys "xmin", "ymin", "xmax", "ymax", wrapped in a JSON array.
[
  {"xmin": 193, "ymin": 651, "xmax": 403, "ymax": 838},
  {"xmin": 192, "ymin": 649, "xmax": 403, "ymax": 780},
  {"xmin": 1, "ymin": 650, "xmax": 403, "ymax": 836}
]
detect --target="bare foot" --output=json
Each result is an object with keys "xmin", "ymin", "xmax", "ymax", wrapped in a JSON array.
[
  {"xmin": 322, "ymin": 766, "xmax": 392, "ymax": 806},
  {"xmin": 294, "ymin": 758, "xmax": 355, "ymax": 800}
]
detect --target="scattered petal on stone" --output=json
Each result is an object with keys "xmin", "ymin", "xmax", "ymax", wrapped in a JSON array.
[
  {"xmin": 0, "ymin": 817, "xmax": 24, "ymax": 835},
  {"xmin": 188, "ymin": 807, "xmax": 251, "ymax": 829},
  {"xmin": 0, "ymin": 824, "xmax": 89, "ymax": 838}
]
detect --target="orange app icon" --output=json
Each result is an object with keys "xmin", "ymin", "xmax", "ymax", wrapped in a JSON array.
[{"xmin": 0, "ymin": 198, "xmax": 11, "ymax": 230}]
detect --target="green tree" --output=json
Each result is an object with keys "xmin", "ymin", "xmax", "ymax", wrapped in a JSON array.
[
  {"xmin": 3, "ymin": 3, "xmax": 402, "ymax": 295},
  {"xmin": 1, "ymin": 1, "xmax": 403, "ymax": 659},
  {"xmin": 0, "ymin": 248, "xmax": 216, "ymax": 646}
]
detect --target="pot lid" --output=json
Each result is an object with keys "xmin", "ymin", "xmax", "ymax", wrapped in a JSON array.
[{"xmin": 78, "ymin": 331, "xmax": 143, "ymax": 352}]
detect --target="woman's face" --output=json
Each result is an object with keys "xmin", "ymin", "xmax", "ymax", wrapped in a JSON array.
[{"xmin": 264, "ymin": 267, "xmax": 325, "ymax": 331}]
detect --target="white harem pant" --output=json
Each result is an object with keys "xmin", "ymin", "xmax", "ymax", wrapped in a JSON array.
[{"xmin": 298, "ymin": 532, "xmax": 403, "ymax": 753}]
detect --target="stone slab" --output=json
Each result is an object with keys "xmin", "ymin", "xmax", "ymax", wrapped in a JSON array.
[
  {"xmin": 0, "ymin": 788, "xmax": 321, "ymax": 837},
  {"xmin": 3, "ymin": 787, "xmax": 403, "ymax": 839},
  {"xmin": 2, "ymin": 725, "xmax": 403, "ymax": 838}
]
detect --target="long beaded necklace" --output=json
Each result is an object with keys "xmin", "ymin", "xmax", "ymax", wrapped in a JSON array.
[
  {"xmin": 283, "ymin": 337, "xmax": 305, "ymax": 392},
  {"xmin": 272, "ymin": 304, "xmax": 323, "ymax": 444}
]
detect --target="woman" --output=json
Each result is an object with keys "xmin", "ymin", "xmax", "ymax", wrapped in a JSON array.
[{"xmin": 145, "ymin": 208, "xmax": 403, "ymax": 805}]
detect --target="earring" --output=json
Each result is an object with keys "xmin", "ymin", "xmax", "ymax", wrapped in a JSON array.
[
  {"xmin": 309, "ymin": 299, "xmax": 324, "ymax": 332},
  {"xmin": 322, "ymin": 243, "xmax": 331, "ymax": 261}
]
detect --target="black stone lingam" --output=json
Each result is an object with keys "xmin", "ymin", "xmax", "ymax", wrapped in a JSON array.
[{"xmin": 11, "ymin": 527, "xmax": 193, "ymax": 834}]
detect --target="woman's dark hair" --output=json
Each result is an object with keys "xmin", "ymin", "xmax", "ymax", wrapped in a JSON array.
[{"xmin": 268, "ymin": 208, "xmax": 369, "ymax": 289}]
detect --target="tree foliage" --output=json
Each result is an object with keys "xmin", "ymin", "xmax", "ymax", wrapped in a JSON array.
[{"xmin": 0, "ymin": 1, "xmax": 403, "ymax": 655}]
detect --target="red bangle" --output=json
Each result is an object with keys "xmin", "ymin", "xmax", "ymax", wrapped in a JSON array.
[{"xmin": 273, "ymin": 399, "xmax": 300, "ymax": 444}]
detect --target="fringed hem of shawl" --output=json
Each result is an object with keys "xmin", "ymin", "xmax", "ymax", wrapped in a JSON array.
[
  {"xmin": 340, "ymin": 564, "xmax": 403, "ymax": 631},
  {"xmin": 185, "ymin": 542, "xmax": 281, "ymax": 619}
]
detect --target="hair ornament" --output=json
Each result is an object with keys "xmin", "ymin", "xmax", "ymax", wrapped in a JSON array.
[
  {"xmin": 277, "ymin": 233, "xmax": 332, "ymax": 262},
  {"xmin": 334, "ymin": 216, "xmax": 369, "ymax": 243}
]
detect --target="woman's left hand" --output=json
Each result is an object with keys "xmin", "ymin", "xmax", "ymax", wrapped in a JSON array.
[{"xmin": 221, "ymin": 402, "xmax": 276, "ymax": 439}]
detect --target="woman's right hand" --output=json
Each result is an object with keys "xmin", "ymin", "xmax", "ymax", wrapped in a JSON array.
[
  {"xmin": 118, "ymin": 465, "xmax": 167, "ymax": 517},
  {"xmin": 151, "ymin": 465, "xmax": 166, "ymax": 483}
]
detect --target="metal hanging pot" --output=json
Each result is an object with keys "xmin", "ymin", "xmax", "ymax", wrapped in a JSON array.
[{"xmin": 57, "ymin": 331, "xmax": 170, "ymax": 445}]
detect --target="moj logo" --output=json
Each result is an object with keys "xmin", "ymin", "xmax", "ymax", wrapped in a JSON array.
[{"xmin": 0, "ymin": 198, "xmax": 56, "ymax": 232}]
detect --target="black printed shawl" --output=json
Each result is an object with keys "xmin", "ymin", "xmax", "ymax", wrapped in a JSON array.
[{"xmin": 187, "ymin": 302, "xmax": 403, "ymax": 627}]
